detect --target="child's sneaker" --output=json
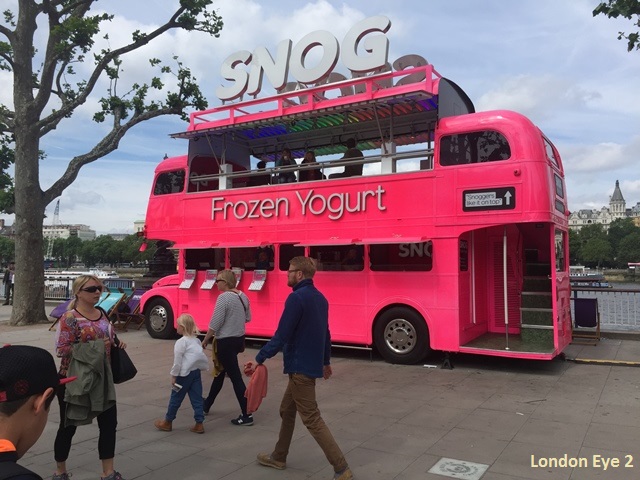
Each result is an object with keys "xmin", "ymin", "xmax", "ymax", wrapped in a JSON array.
[
  {"xmin": 51, "ymin": 473, "xmax": 72, "ymax": 480},
  {"xmin": 231, "ymin": 413, "xmax": 253, "ymax": 426}
]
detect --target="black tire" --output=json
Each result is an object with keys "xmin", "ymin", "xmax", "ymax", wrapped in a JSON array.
[
  {"xmin": 374, "ymin": 307, "xmax": 430, "ymax": 364},
  {"xmin": 145, "ymin": 297, "xmax": 176, "ymax": 339}
]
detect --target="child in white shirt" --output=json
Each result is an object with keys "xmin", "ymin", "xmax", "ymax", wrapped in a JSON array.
[{"xmin": 154, "ymin": 314, "xmax": 209, "ymax": 433}]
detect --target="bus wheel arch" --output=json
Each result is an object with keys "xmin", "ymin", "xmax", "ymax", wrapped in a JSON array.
[
  {"xmin": 373, "ymin": 306, "xmax": 431, "ymax": 364},
  {"xmin": 144, "ymin": 297, "xmax": 177, "ymax": 339}
]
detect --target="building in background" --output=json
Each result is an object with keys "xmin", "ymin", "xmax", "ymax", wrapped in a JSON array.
[
  {"xmin": 0, "ymin": 219, "xmax": 15, "ymax": 239},
  {"xmin": 43, "ymin": 224, "xmax": 96, "ymax": 242},
  {"xmin": 108, "ymin": 233, "xmax": 128, "ymax": 241},
  {"xmin": 569, "ymin": 180, "xmax": 640, "ymax": 231},
  {"xmin": 134, "ymin": 220, "xmax": 144, "ymax": 234}
]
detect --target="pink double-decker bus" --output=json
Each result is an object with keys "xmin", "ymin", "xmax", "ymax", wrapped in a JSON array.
[{"xmin": 138, "ymin": 64, "xmax": 571, "ymax": 364}]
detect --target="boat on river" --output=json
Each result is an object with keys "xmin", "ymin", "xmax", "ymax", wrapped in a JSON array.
[
  {"xmin": 569, "ymin": 266, "xmax": 611, "ymax": 288},
  {"xmin": 570, "ymin": 273, "xmax": 611, "ymax": 288},
  {"xmin": 44, "ymin": 269, "xmax": 119, "ymax": 280}
]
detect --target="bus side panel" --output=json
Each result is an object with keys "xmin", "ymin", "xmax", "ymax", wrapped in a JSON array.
[{"xmin": 313, "ymin": 270, "xmax": 368, "ymax": 345}]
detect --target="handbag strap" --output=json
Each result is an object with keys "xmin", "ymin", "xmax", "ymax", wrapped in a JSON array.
[{"xmin": 233, "ymin": 291, "xmax": 247, "ymax": 313}]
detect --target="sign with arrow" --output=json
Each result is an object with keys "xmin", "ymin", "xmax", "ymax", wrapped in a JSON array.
[{"xmin": 463, "ymin": 187, "xmax": 516, "ymax": 212}]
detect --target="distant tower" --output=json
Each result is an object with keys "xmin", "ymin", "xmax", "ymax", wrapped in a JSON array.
[
  {"xmin": 609, "ymin": 180, "xmax": 626, "ymax": 220},
  {"xmin": 45, "ymin": 199, "xmax": 60, "ymax": 260}
]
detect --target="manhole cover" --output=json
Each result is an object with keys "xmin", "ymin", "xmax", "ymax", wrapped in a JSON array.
[{"xmin": 428, "ymin": 458, "xmax": 489, "ymax": 480}]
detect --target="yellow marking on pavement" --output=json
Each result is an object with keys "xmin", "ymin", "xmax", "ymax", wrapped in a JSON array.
[{"xmin": 568, "ymin": 358, "xmax": 640, "ymax": 367}]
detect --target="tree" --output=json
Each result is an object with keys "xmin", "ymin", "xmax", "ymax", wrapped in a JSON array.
[
  {"xmin": 568, "ymin": 228, "xmax": 581, "ymax": 265},
  {"xmin": 0, "ymin": 236, "xmax": 14, "ymax": 265},
  {"xmin": 581, "ymin": 237, "xmax": 613, "ymax": 268},
  {"xmin": 0, "ymin": 2, "xmax": 223, "ymax": 325},
  {"xmin": 607, "ymin": 218, "xmax": 638, "ymax": 266},
  {"xmin": 616, "ymin": 231, "xmax": 640, "ymax": 265},
  {"xmin": 593, "ymin": 0, "xmax": 640, "ymax": 52}
]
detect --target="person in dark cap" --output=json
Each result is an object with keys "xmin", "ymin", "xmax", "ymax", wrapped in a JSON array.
[{"xmin": 0, "ymin": 345, "xmax": 75, "ymax": 479}]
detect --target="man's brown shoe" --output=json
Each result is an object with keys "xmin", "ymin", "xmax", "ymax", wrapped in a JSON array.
[
  {"xmin": 154, "ymin": 419, "xmax": 172, "ymax": 431},
  {"xmin": 334, "ymin": 467, "xmax": 353, "ymax": 479},
  {"xmin": 257, "ymin": 453, "xmax": 286, "ymax": 470},
  {"xmin": 190, "ymin": 423, "xmax": 204, "ymax": 434}
]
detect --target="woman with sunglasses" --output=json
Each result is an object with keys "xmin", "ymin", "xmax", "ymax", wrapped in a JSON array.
[
  {"xmin": 53, "ymin": 275, "xmax": 127, "ymax": 480},
  {"xmin": 201, "ymin": 269, "xmax": 252, "ymax": 425}
]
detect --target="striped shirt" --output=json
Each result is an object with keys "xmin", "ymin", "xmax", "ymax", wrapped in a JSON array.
[{"xmin": 209, "ymin": 290, "xmax": 251, "ymax": 339}]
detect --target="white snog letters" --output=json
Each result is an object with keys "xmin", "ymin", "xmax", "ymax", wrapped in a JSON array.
[{"xmin": 216, "ymin": 16, "xmax": 428, "ymax": 101}]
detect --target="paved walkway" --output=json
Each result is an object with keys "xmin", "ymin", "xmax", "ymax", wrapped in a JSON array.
[{"xmin": 1, "ymin": 305, "xmax": 640, "ymax": 480}]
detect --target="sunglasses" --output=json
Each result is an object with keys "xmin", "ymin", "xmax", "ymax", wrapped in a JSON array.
[
  {"xmin": 215, "ymin": 279, "xmax": 226, "ymax": 284},
  {"xmin": 81, "ymin": 286, "xmax": 103, "ymax": 293}
]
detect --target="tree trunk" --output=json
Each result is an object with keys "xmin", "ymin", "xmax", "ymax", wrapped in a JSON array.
[{"xmin": 10, "ymin": 133, "xmax": 47, "ymax": 325}]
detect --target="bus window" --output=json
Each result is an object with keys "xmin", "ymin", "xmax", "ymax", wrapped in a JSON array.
[
  {"xmin": 278, "ymin": 244, "xmax": 306, "ymax": 271},
  {"xmin": 554, "ymin": 174, "xmax": 564, "ymax": 199},
  {"xmin": 309, "ymin": 245, "xmax": 363, "ymax": 271},
  {"xmin": 543, "ymin": 137, "xmax": 559, "ymax": 167},
  {"xmin": 230, "ymin": 247, "xmax": 262, "ymax": 271},
  {"xmin": 440, "ymin": 131, "xmax": 510, "ymax": 165},
  {"xmin": 185, "ymin": 248, "xmax": 224, "ymax": 271},
  {"xmin": 153, "ymin": 170, "xmax": 185, "ymax": 195},
  {"xmin": 370, "ymin": 242, "xmax": 433, "ymax": 271},
  {"xmin": 554, "ymin": 230, "xmax": 566, "ymax": 273}
]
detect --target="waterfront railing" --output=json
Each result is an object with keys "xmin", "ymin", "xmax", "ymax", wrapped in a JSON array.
[
  {"xmin": 572, "ymin": 287, "xmax": 640, "ymax": 331},
  {"xmin": 38, "ymin": 277, "xmax": 136, "ymax": 301}
]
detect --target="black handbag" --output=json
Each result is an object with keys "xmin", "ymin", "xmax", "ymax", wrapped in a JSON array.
[{"xmin": 111, "ymin": 336, "xmax": 137, "ymax": 384}]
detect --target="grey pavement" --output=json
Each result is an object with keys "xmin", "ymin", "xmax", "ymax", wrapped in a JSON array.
[{"xmin": 1, "ymin": 304, "xmax": 640, "ymax": 480}]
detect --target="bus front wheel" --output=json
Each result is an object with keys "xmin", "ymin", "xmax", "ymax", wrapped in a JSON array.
[
  {"xmin": 145, "ymin": 298, "xmax": 176, "ymax": 339},
  {"xmin": 374, "ymin": 308, "xmax": 430, "ymax": 364}
]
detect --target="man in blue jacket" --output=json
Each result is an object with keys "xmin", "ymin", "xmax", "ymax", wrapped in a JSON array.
[{"xmin": 254, "ymin": 256, "xmax": 353, "ymax": 480}]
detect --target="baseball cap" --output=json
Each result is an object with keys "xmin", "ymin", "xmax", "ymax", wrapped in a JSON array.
[{"xmin": 0, "ymin": 345, "xmax": 76, "ymax": 403}]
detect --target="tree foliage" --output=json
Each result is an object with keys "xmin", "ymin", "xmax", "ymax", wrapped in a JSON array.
[
  {"xmin": 0, "ymin": 1, "xmax": 223, "ymax": 325},
  {"xmin": 570, "ymin": 220, "xmax": 640, "ymax": 268},
  {"xmin": 46, "ymin": 234, "xmax": 153, "ymax": 268},
  {"xmin": 594, "ymin": 0, "xmax": 640, "ymax": 52},
  {"xmin": 0, "ymin": 235, "xmax": 14, "ymax": 265}
]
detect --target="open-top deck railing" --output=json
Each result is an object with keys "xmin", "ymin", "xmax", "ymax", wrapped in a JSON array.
[{"xmin": 186, "ymin": 65, "xmax": 441, "ymax": 132}]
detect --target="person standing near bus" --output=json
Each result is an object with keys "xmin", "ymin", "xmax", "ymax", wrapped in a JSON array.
[
  {"xmin": 2, "ymin": 262, "xmax": 14, "ymax": 305},
  {"xmin": 251, "ymin": 256, "xmax": 353, "ymax": 480},
  {"xmin": 200, "ymin": 269, "xmax": 252, "ymax": 425},
  {"xmin": 53, "ymin": 275, "xmax": 128, "ymax": 480},
  {"xmin": 154, "ymin": 313, "xmax": 209, "ymax": 434}
]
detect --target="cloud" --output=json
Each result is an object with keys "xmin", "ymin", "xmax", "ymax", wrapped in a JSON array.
[{"xmin": 476, "ymin": 74, "xmax": 600, "ymax": 120}]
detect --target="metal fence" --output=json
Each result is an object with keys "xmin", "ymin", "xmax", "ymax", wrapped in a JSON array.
[
  {"xmin": 38, "ymin": 278, "xmax": 135, "ymax": 301},
  {"xmin": 572, "ymin": 288, "xmax": 640, "ymax": 331}
]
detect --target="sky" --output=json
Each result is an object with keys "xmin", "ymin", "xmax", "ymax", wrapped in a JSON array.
[{"xmin": 1, "ymin": 0, "xmax": 639, "ymax": 234}]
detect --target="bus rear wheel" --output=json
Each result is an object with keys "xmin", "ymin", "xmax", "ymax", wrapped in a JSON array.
[
  {"xmin": 145, "ymin": 298, "xmax": 176, "ymax": 339},
  {"xmin": 374, "ymin": 307, "xmax": 430, "ymax": 364}
]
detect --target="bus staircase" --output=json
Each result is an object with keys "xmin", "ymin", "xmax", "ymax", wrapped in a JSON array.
[{"xmin": 519, "ymin": 262, "xmax": 555, "ymax": 353}]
